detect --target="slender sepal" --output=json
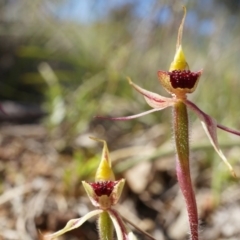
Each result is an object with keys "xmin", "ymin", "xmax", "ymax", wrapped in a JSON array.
[
  {"xmin": 185, "ymin": 100, "xmax": 236, "ymax": 177},
  {"xmin": 44, "ymin": 210, "xmax": 103, "ymax": 239},
  {"xmin": 217, "ymin": 123, "xmax": 240, "ymax": 137},
  {"xmin": 108, "ymin": 209, "xmax": 138, "ymax": 240},
  {"xmin": 96, "ymin": 108, "xmax": 166, "ymax": 121},
  {"xmin": 127, "ymin": 77, "xmax": 175, "ymax": 109},
  {"xmin": 169, "ymin": 6, "xmax": 188, "ymax": 71}
]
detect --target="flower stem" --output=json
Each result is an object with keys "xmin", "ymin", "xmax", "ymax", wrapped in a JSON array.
[
  {"xmin": 98, "ymin": 211, "xmax": 114, "ymax": 240},
  {"xmin": 173, "ymin": 100, "xmax": 199, "ymax": 240}
]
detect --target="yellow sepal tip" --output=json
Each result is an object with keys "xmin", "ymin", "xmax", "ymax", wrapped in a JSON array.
[
  {"xmin": 169, "ymin": 6, "xmax": 189, "ymax": 71},
  {"xmin": 89, "ymin": 137, "xmax": 115, "ymax": 181}
]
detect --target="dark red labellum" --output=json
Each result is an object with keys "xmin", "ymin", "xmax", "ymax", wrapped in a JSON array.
[
  {"xmin": 169, "ymin": 70, "xmax": 199, "ymax": 89},
  {"xmin": 89, "ymin": 181, "xmax": 118, "ymax": 196}
]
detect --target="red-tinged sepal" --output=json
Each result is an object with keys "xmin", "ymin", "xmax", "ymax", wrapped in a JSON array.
[
  {"xmin": 108, "ymin": 209, "xmax": 138, "ymax": 240},
  {"xmin": 128, "ymin": 77, "xmax": 176, "ymax": 109},
  {"xmin": 44, "ymin": 210, "xmax": 103, "ymax": 240},
  {"xmin": 184, "ymin": 100, "xmax": 236, "ymax": 177},
  {"xmin": 94, "ymin": 77, "xmax": 174, "ymax": 122},
  {"xmin": 217, "ymin": 123, "xmax": 240, "ymax": 137},
  {"xmin": 96, "ymin": 108, "xmax": 165, "ymax": 121},
  {"xmin": 82, "ymin": 179, "xmax": 125, "ymax": 210}
]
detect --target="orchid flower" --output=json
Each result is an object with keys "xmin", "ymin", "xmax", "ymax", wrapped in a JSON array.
[
  {"xmin": 98, "ymin": 7, "xmax": 240, "ymax": 240},
  {"xmin": 44, "ymin": 137, "xmax": 138, "ymax": 240}
]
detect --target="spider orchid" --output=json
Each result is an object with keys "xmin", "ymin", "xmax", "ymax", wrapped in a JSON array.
[
  {"xmin": 44, "ymin": 137, "xmax": 139, "ymax": 240},
  {"xmin": 98, "ymin": 7, "xmax": 240, "ymax": 240}
]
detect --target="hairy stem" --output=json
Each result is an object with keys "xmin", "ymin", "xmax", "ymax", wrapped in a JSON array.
[
  {"xmin": 173, "ymin": 100, "xmax": 199, "ymax": 240},
  {"xmin": 98, "ymin": 211, "xmax": 114, "ymax": 240}
]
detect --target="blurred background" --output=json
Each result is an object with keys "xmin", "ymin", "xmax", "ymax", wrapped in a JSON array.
[{"xmin": 0, "ymin": 0, "xmax": 240, "ymax": 239}]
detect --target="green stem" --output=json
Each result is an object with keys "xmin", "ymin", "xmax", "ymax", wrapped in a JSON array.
[
  {"xmin": 173, "ymin": 100, "xmax": 199, "ymax": 240},
  {"xmin": 98, "ymin": 211, "xmax": 114, "ymax": 240}
]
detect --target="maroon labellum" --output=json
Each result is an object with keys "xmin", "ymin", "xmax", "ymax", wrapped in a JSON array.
[
  {"xmin": 89, "ymin": 181, "xmax": 118, "ymax": 197},
  {"xmin": 169, "ymin": 70, "xmax": 199, "ymax": 89}
]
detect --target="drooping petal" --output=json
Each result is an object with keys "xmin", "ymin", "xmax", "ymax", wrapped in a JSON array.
[
  {"xmin": 95, "ymin": 79, "xmax": 175, "ymax": 121},
  {"xmin": 108, "ymin": 209, "xmax": 138, "ymax": 240},
  {"xmin": 44, "ymin": 209, "xmax": 103, "ymax": 240},
  {"xmin": 184, "ymin": 100, "xmax": 236, "ymax": 177},
  {"xmin": 127, "ymin": 77, "xmax": 175, "ymax": 109}
]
